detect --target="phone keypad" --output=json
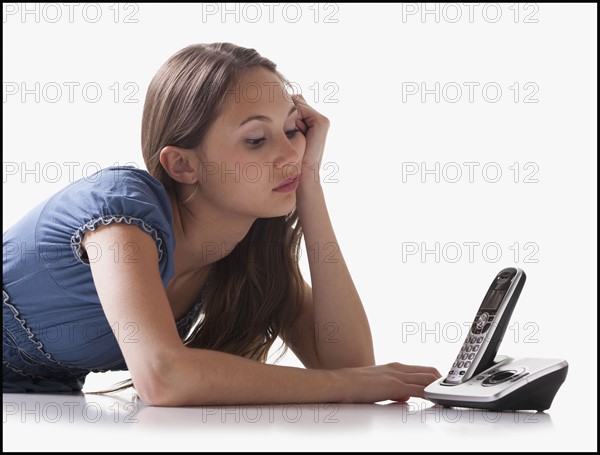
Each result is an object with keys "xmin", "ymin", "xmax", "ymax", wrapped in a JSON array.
[{"xmin": 444, "ymin": 313, "xmax": 496, "ymax": 383}]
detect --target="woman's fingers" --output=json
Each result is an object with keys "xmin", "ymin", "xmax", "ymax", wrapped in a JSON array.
[
  {"xmin": 388, "ymin": 362, "xmax": 442, "ymax": 378},
  {"xmin": 295, "ymin": 117, "xmax": 308, "ymax": 135},
  {"xmin": 337, "ymin": 362, "xmax": 443, "ymax": 403},
  {"xmin": 291, "ymin": 93, "xmax": 330, "ymax": 129},
  {"xmin": 387, "ymin": 363, "xmax": 443, "ymax": 399},
  {"xmin": 396, "ymin": 382, "xmax": 429, "ymax": 399},
  {"xmin": 399, "ymin": 372, "xmax": 441, "ymax": 387}
]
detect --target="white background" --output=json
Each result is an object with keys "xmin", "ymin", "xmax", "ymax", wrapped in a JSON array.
[{"xmin": 2, "ymin": 2, "xmax": 597, "ymax": 452}]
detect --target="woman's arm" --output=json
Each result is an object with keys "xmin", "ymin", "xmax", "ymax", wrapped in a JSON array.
[
  {"xmin": 291, "ymin": 94, "xmax": 375, "ymax": 369},
  {"xmin": 295, "ymin": 185, "xmax": 376, "ymax": 369},
  {"xmin": 83, "ymin": 222, "xmax": 339, "ymax": 405},
  {"xmin": 84, "ymin": 223, "xmax": 439, "ymax": 406}
]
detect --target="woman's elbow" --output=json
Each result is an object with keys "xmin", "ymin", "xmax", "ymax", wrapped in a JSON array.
[
  {"xmin": 135, "ymin": 376, "xmax": 175, "ymax": 407},
  {"xmin": 131, "ymin": 351, "xmax": 185, "ymax": 407}
]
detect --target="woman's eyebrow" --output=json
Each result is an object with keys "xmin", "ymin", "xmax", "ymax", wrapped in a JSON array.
[{"xmin": 237, "ymin": 106, "xmax": 298, "ymax": 129}]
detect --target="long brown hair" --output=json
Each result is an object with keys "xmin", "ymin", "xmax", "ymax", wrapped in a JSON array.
[{"xmin": 93, "ymin": 43, "xmax": 305, "ymax": 394}]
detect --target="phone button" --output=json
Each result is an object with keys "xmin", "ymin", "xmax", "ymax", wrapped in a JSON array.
[
  {"xmin": 459, "ymin": 371, "xmax": 466, "ymax": 376},
  {"xmin": 482, "ymin": 370, "xmax": 517, "ymax": 386},
  {"xmin": 510, "ymin": 372, "xmax": 529, "ymax": 382},
  {"xmin": 468, "ymin": 353, "xmax": 476, "ymax": 360},
  {"xmin": 472, "ymin": 345, "xmax": 479, "ymax": 352},
  {"xmin": 482, "ymin": 322, "xmax": 492, "ymax": 333}
]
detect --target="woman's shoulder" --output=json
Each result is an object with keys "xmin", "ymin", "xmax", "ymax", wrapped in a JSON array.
[
  {"xmin": 72, "ymin": 165, "xmax": 166, "ymax": 196},
  {"xmin": 29, "ymin": 164, "xmax": 175, "ymax": 268},
  {"xmin": 3, "ymin": 165, "xmax": 177, "ymax": 300},
  {"xmin": 57, "ymin": 165, "xmax": 170, "ymax": 214},
  {"xmin": 62, "ymin": 165, "xmax": 175, "ymax": 260}
]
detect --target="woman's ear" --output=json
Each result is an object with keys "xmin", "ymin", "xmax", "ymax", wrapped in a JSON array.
[{"xmin": 159, "ymin": 146, "xmax": 200, "ymax": 185}]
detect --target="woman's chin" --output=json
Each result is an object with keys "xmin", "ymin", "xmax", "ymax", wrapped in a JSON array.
[
  {"xmin": 268, "ymin": 206, "xmax": 296, "ymax": 219},
  {"xmin": 271, "ymin": 199, "xmax": 297, "ymax": 217}
]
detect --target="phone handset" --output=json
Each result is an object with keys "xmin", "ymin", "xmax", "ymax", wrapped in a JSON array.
[{"xmin": 442, "ymin": 267, "xmax": 526, "ymax": 385}]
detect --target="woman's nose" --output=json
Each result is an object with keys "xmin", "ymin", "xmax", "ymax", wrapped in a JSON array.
[{"xmin": 273, "ymin": 135, "xmax": 302, "ymax": 170}]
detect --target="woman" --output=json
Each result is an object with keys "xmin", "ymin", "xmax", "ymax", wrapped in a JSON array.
[{"xmin": 3, "ymin": 42, "xmax": 441, "ymax": 405}]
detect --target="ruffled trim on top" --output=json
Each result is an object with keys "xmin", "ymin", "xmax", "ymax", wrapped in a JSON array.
[
  {"xmin": 2, "ymin": 287, "xmax": 86, "ymax": 374},
  {"xmin": 70, "ymin": 214, "xmax": 165, "ymax": 265}
]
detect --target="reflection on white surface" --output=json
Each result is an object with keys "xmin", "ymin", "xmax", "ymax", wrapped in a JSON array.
[
  {"xmin": 3, "ymin": 391, "xmax": 565, "ymax": 451},
  {"xmin": 2, "ymin": 392, "xmax": 554, "ymax": 429}
]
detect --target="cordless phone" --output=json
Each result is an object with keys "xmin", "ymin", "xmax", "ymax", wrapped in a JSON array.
[
  {"xmin": 424, "ymin": 267, "xmax": 568, "ymax": 412},
  {"xmin": 443, "ymin": 267, "xmax": 525, "ymax": 385}
]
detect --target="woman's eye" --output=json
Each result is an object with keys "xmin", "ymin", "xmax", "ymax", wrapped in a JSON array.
[
  {"xmin": 246, "ymin": 137, "xmax": 266, "ymax": 147},
  {"xmin": 246, "ymin": 129, "xmax": 301, "ymax": 148}
]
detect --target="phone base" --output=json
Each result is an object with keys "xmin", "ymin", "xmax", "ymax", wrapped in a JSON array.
[{"xmin": 424, "ymin": 357, "xmax": 568, "ymax": 412}]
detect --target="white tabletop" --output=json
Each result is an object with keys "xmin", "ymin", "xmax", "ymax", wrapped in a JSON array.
[{"xmin": 2, "ymin": 386, "xmax": 594, "ymax": 452}]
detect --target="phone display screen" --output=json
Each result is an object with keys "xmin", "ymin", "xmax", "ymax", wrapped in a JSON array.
[{"xmin": 481, "ymin": 289, "xmax": 506, "ymax": 311}]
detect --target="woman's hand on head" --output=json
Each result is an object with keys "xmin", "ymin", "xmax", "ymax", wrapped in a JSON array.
[
  {"xmin": 333, "ymin": 362, "xmax": 443, "ymax": 404},
  {"xmin": 291, "ymin": 93, "xmax": 330, "ymax": 190}
]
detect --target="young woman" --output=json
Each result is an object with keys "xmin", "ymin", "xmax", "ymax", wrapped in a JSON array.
[{"xmin": 3, "ymin": 42, "xmax": 441, "ymax": 406}]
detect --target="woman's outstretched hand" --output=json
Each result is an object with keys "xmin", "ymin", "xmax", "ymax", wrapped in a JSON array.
[{"xmin": 334, "ymin": 362, "xmax": 443, "ymax": 403}]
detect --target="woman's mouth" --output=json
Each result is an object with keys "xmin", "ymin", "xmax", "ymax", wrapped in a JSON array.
[{"xmin": 273, "ymin": 176, "xmax": 300, "ymax": 192}]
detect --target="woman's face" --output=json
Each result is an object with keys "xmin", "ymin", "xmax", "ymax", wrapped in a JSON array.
[{"xmin": 195, "ymin": 67, "xmax": 306, "ymax": 219}]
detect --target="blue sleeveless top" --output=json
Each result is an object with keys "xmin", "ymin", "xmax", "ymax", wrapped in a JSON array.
[{"xmin": 2, "ymin": 166, "xmax": 209, "ymax": 392}]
